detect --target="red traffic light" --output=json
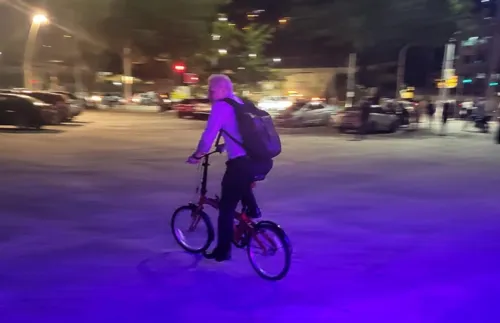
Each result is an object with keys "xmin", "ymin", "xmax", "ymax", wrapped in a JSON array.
[{"xmin": 173, "ymin": 63, "xmax": 186, "ymax": 72}]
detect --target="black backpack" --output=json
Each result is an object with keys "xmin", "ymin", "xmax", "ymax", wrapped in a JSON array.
[{"xmin": 221, "ymin": 98, "xmax": 281, "ymax": 160}]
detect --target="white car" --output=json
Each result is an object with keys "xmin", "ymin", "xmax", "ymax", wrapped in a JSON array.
[
  {"xmin": 275, "ymin": 100, "xmax": 340, "ymax": 127},
  {"xmin": 131, "ymin": 92, "xmax": 159, "ymax": 105},
  {"xmin": 257, "ymin": 96, "xmax": 293, "ymax": 115}
]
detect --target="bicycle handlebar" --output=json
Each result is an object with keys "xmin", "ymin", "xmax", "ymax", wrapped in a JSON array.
[{"xmin": 193, "ymin": 143, "xmax": 225, "ymax": 160}]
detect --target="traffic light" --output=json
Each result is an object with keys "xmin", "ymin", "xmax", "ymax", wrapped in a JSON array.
[
  {"xmin": 463, "ymin": 78, "xmax": 473, "ymax": 84},
  {"xmin": 173, "ymin": 63, "xmax": 186, "ymax": 73}
]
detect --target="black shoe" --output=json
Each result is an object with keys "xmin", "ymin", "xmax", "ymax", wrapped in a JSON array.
[
  {"xmin": 204, "ymin": 249, "xmax": 231, "ymax": 262},
  {"xmin": 247, "ymin": 208, "xmax": 262, "ymax": 219}
]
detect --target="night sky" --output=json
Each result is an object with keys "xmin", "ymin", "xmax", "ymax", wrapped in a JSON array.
[{"xmin": 0, "ymin": 0, "xmax": 443, "ymax": 88}]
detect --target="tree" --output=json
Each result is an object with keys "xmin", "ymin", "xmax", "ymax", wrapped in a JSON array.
[
  {"xmin": 289, "ymin": 0, "xmax": 474, "ymax": 53},
  {"xmin": 235, "ymin": 24, "xmax": 276, "ymax": 85},
  {"xmin": 46, "ymin": 0, "xmax": 228, "ymax": 92},
  {"xmin": 188, "ymin": 20, "xmax": 276, "ymax": 87}
]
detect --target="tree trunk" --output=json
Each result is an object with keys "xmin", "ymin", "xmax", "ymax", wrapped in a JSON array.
[{"xmin": 123, "ymin": 43, "xmax": 132, "ymax": 100}]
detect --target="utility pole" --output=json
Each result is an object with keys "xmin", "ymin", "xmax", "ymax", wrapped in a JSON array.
[
  {"xmin": 396, "ymin": 44, "xmax": 411, "ymax": 99},
  {"xmin": 438, "ymin": 42, "xmax": 456, "ymax": 107},
  {"xmin": 346, "ymin": 52, "xmax": 357, "ymax": 107}
]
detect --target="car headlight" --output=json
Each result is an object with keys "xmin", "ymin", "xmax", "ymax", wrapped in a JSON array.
[{"xmin": 276, "ymin": 101, "xmax": 292, "ymax": 110}]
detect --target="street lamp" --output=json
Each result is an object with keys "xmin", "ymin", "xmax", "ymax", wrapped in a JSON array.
[
  {"xmin": 272, "ymin": 57, "xmax": 282, "ymax": 63},
  {"xmin": 32, "ymin": 14, "xmax": 48, "ymax": 24},
  {"xmin": 396, "ymin": 44, "xmax": 413, "ymax": 99},
  {"xmin": 248, "ymin": 53, "xmax": 257, "ymax": 58},
  {"xmin": 218, "ymin": 48, "xmax": 227, "ymax": 55},
  {"xmin": 24, "ymin": 13, "xmax": 49, "ymax": 89}
]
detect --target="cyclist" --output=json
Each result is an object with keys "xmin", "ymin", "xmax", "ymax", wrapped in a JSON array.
[{"xmin": 186, "ymin": 74, "xmax": 260, "ymax": 262}]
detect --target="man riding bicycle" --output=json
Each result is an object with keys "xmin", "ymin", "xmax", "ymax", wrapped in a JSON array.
[{"xmin": 186, "ymin": 74, "xmax": 263, "ymax": 262}]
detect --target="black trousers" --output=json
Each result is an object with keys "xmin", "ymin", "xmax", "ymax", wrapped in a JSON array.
[{"xmin": 216, "ymin": 156, "xmax": 257, "ymax": 253}]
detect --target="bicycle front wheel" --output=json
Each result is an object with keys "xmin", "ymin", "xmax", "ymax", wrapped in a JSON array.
[
  {"xmin": 171, "ymin": 205, "xmax": 214, "ymax": 253},
  {"xmin": 247, "ymin": 221, "xmax": 292, "ymax": 281}
]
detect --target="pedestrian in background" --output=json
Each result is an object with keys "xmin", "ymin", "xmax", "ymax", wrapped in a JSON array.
[
  {"xmin": 426, "ymin": 100, "xmax": 436, "ymax": 130},
  {"xmin": 357, "ymin": 99, "xmax": 371, "ymax": 140},
  {"xmin": 441, "ymin": 102, "xmax": 450, "ymax": 135},
  {"xmin": 415, "ymin": 99, "xmax": 425, "ymax": 130}
]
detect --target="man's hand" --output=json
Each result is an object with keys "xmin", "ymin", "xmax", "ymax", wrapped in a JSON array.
[{"xmin": 186, "ymin": 153, "xmax": 202, "ymax": 164}]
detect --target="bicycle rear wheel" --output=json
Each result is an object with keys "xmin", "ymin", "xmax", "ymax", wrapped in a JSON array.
[
  {"xmin": 246, "ymin": 221, "xmax": 292, "ymax": 281},
  {"xmin": 171, "ymin": 205, "xmax": 214, "ymax": 253}
]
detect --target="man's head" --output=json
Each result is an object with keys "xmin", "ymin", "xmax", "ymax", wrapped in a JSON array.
[{"xmin": 208, "ymin": 74, "xmax": 234, "ymax": 102}]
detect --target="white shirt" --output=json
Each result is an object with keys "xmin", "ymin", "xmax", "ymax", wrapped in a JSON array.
[{"xmin": 196, "ymin": 96, "xmax": 247, "ymax": 160}]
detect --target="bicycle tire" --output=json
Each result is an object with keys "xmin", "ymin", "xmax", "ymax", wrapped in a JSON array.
[
  {"xmin": 171, "ymin": 204, "xmax": 214, "ymax": 253},
  {"xmin": 246, "ymin": 221, "xmax": 292, "ymax": 281}
]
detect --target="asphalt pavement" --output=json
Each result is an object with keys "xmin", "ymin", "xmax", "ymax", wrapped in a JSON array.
[{"xmin": 1, "ymin": 111, "xmax": 500, "ymax": 322}]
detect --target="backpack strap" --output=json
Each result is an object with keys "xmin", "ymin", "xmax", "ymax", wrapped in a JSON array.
[{"xmin": 217, "ymin": 98, "xmax": 245, "ymax": 148}]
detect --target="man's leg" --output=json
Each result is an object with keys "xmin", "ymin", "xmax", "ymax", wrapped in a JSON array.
[
  {"xmin": 241, "ymin": 184, "xmax": 260, "ymax": 218},
  {"xmin": 205, "ymin": 160, "xmax": 245, "ymax": 261},
  {"xmin": 213, "ymin": 182, "xmax": 240, "ymax": 257}
]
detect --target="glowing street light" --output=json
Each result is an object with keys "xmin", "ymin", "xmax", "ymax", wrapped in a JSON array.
[
  {"xmin": 218, "ymin": 16, "xmax": 228, "ymax": 22},
  {"xmin": 212, "ymin": 34, "xmax": 221, "ymax": 40},
  {"xmin": 218, "ymin": 48, "xmax": 227, "ymax": 55},
  {"xmin": 32, "ymin": 14, "xmax": 49, "ymax": 24},
  {"xmin": 278, "ymin": 18, "xmax": 288, "ymax": 25},
  {"xmin": 248, "ymin": 53, "xmax": 257, "ymax": 58},
  {"xmin": 24, "ymin": 13, "xmax": 50, "ymax": 89},
  {"xmin": 272, "ymin": 57, "xmax": 282, "ymax": 63}
]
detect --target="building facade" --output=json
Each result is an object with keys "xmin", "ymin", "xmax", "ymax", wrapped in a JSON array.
[{"xmin": 455, "ymin": 22, "xmax": 499, "ymax": 97}]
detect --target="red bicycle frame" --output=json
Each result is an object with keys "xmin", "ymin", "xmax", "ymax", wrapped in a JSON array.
[{"xmin": 189, "ymin": 148, "xmax": 276, "ymax": 253}]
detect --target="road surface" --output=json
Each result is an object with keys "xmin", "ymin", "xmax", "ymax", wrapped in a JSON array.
[{"xmin": 1, "ymin": 111, "xmax": 500, "ymax": 322}]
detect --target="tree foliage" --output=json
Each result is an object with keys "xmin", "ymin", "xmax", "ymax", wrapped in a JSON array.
[
  {"xmin": 236, "ymin": 24, "xmax": 277, "ymax": 84},
  {"xmin": 46, "ymin": 0, "xmax": 228, "ymax": 61},
  {"xmin": 290, "ymin": 0, "xmax": 474, "ymax": 52},
  {"xmin": 201, "ymin": 21, "xmax": 276, "ymax": 85}
]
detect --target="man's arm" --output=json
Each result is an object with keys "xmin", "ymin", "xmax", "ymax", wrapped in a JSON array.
[{"xmin": 192, "ymin": 101, "xmax": 227, "ymax": 157}]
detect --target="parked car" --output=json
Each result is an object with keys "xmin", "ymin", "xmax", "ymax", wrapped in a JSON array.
[
  {"xmin": 275, "ymin": 100, "xmax": 340, "ymax": 127},
  {"xmin": 18, "ymin": 91, "xmax": 72, "ymax": 121},
  {"xmin": 0, "ymin": 93, "xmax": 56, "ymax": 129},
  {"xmin": 53, "ymin": 91, "xmax": 85, "ymax": 117},
  {"xmin": 383, "ymin": 100, "xmax": 416, "ymax": 127},
  {"xmin": 174, "ymin": 98, "xmax": 211, "ymax": 118},
  {"xmin": 91, "ymin": 93, "xmax": 125, "ymax": 107},
  {"xmin": 131, "ymin": 92, "xmax": 159, "ymax": 105},
  {"xmin": 335, "ymin": 105, "xmax": 400, "ymax": 133},
  {"xmin": 257, "ymin": 96, "xmax": 294, "ymax": 116}
]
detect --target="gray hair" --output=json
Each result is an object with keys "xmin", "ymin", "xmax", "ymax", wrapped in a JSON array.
[{"xmin": 208, "ymin": 74, "xmax": 233, "ymax": 94}]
